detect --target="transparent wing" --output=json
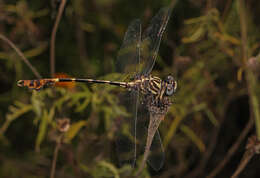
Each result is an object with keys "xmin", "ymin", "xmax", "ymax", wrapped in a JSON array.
[
  {"xmin": 147, "ymin": 129, "xmax": 165, "ymax": 170},
  {"xmin": 116, "ymin": 91, "xmax": 139, "ymax": 167},
  {"xmin": 140, "ymin": 7, "xmax": 172, "ymax": 75},
  {"xmin": 116, "ymin": 93, "xmax": 166, "ymax": 170},
  {"xmin": 115, "ymin": 7, "xmax": 170, "ymax": 170},
  {"xmin": 136, "ymin": 99, "xmax": 165, "ymax": 170},
  {"xmin": 116, "ymin": 19, "xmax": 141, "ymax": 80},
  {"xmin": 115, "ymin": 19, "xmax": 141, "ymax": 168}
]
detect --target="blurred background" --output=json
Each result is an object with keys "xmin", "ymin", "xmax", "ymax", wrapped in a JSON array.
[{"xmin": 1, "ymin": 0, "xmax": 260, "ymax": 177}]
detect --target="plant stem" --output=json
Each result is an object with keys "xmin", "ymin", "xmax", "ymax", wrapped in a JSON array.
[
  {"xmin": 238, "ymin": 0, "xmax": 260, "ymax": 139},
  {"xmin": 0, "ymin": 34, "xmax": 42, "ymax": 79},
  {"xmin": 50, "ymin": 134, "xmax": 63, "ymax": 178},
  {"xmin": 50, "ymin": 0, "xmax": 67, "ymax": 77}
]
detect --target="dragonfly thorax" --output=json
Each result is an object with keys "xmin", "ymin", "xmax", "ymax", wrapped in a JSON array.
[
  {"xmin": 126, "ymin": 75, "xmax": 177, "ymax": 101},
  {"xmin": 126, "ymin": 75, "xmax": 161, "ymax": 95}
]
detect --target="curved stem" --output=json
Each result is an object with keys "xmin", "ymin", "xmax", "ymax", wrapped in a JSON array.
[
  {"xmin": 0, "ymin": 33, "xmax": 42, "ymax": 79},
  {"xmin": 50, "ymin": 0, "xmax": 67, "ymax": 77}
]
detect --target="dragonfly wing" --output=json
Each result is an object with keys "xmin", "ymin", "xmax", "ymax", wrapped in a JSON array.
[
  {"xmin": 116, "ymin": 91, "xmax": 139, "ymax": 167},
  {"xmin": 135, "ymin": 98, "xmax": 165, "ymax": 171},
  {"xmin": 115, "ymin": 17, "xmax": 142, "ymax": 167},
  {"xmin": 147, "ymin": 129, "xmax": 165, "ymax": 171},
  {"xmin": 116, "ymin": 19, "xmax": 141, "ymax": 79},
  {"xmin": 140, "ymin": 7, "xmax": 172, "ymax": 75}
]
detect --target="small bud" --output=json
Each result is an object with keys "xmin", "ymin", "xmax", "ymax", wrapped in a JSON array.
[
  {"xmin": 57, "ymin": 118, "xmax": 70, "ymax": 133},
  {"xmin": 246, "ymin": 135, "xmax": 260, "ymax": 154},
  {"xmin": 247, "ymin": 56, "xmax": 260, "ymax": 75}
]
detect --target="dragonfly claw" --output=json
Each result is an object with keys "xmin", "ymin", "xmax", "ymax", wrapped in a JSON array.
[{"xmin": 17, "ymin": 80, "xmax": 24, "ymax": 87}]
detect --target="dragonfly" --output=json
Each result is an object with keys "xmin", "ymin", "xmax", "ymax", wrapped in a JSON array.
[{"xmin": 17, "ymin": 6, "xmax": 177, "ymax": 174}]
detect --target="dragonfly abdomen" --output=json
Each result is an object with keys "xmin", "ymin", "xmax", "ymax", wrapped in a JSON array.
[
  {"xmin": 59, "ymin": 78, "xmax": 127, "ymax": 87},
  {"xmin": 17, "ymin": 78, "xmax": 127, "ymax": 90}
]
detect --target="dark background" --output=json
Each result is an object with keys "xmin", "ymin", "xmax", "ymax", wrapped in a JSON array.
[{"xmin": 1, "ymin": 0, "xmax": 260, "ymax": 177}]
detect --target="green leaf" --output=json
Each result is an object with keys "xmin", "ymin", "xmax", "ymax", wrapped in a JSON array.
[
  {"xmin": 204, "ymin": 109, "xmax": 219, "ymax": 126},
  {"xmin": 68, "ymin": 87, "xmax": 92, "ymax": 112},
  {"xmin": 1, "ymin": 101, "xmax": 33, "ymax": 136},
  {"xmin": 64, "ymin": 120, "xmax": 87, "ymax": 143},
  {"xmin": 35, "ymin": 110, "xmax": 49, "ymax": 152},
  {"xmin": 163, "ymin": 116, "xmax": 182, "ymax": 149},
  {"xmin": 75, "ymin": 97, "xmax": 91, "ymax": 112},
  {"xmin": 180, "ymin": 125, "xmax": 206, "ymax": 152},
  {"xmin": 102, "ymin": 106, "xmax": 113, "ymax": 130},
  {"xmin": 79, "ymin": 163, "xmax": 91, "ymax": 174},
  {"xmin": 31, "ymin": 91, "xmax": 44, "ymax": 117},
  {"xmin": 54, "ymin": 93, "xmax": 71, "ymax": 112},
  {"xmin": 182, "ymin": 27, "xmax": 205, "ymax": 43},
  {"xmin": 6, "ymin": 101, "xmax": 33, "ymax": 122},
  {"xmin": 23, "ymin": 42, "xmax": 48, "ymax": 59},
  {"xmin": 97, "ymin": 161, "xmax": 120, "ymax": 178}
]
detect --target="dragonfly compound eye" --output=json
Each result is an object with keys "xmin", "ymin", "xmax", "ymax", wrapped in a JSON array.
[
  {"xmin": 165, "ymin": 79, "xmax": 177, "ymax": 96},
  {"xmin": 166, "ymin": 75, "xmax": 174, "ymax": 82},
  {"xmin": 166, "ymin": 87, "xmax": 174, "ymax": 96}
]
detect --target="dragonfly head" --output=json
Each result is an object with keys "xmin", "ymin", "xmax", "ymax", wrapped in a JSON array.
[{"xmin": 164, "ymin": 75, "xmax": 177, "ymax": 96}]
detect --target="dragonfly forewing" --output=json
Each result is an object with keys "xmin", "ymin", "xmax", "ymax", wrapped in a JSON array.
[
  {"xmin": 116, "ymin": 19, "xmax": 141, "ymax": 80},
  {"xmin": 140, "ymin": 7, "xmax": 173, "ymax": 75},
  {"xmin": 115, "ymin": 16, "xmax": 142, "ymax": 169}
]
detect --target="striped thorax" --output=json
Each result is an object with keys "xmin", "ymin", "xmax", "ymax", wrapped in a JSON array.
[{"xmin": 126, "ymin": 75, "xmax": 177, "ymax": 103}]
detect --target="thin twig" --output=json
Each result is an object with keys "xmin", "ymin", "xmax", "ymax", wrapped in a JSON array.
[
  {"xmin": 206, "ymin": 0, "xmax": 212, "ymax": 10},
  {"xmin": 75, "ymin": 0, "xmax": 88, "ymax": 63},
  {"xmin": 170, "ymin": 0, "xmax": 178, "ymax": 10},
  {"xmin": 230, "ymin": 150, "xmax": 254, "ymax": 178},
  {"xmin": 0, "ymin": 33, "xmax": 42, "ymax": 79},
  {"xmin": 222, "ymin": 0, "xmax": 233, "ymax": 21},
  {"xmin": 50, "ymin": 134, "xmax": 63, "ymax": 178},
  {"xmin": 238, "ymin": 0, "xmax": 248, "ymax": 64},
  {"xmin": 206, "ymin": 116, "xmax": 254, "ymax": 178},
  {"xmin": 239, "ymin": 0, "xmax": 260, "ymax": 139},
  {"xmin": 50, "ymin": 0, "xmax": 67, "ymax": 77},
  {"xmin": 231, "ymin": 135, "xmax": 260, "ymax": 178},
  {"xmin": 64, "ymin": 146, "xmax": 82, "ymax": 178}
]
